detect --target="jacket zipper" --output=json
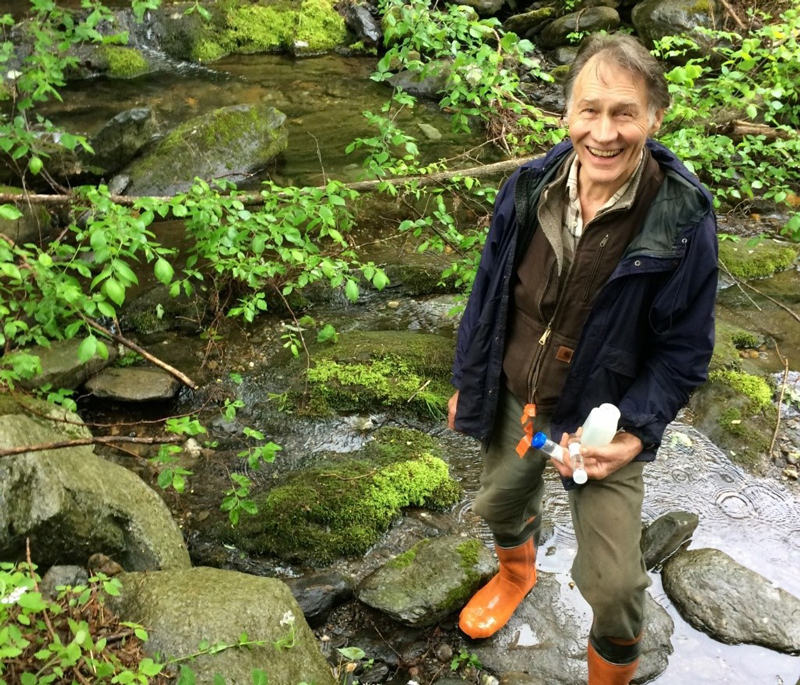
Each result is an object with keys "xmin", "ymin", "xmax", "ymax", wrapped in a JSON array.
[{"xmin": 581, "ymin": 233, "xmax": 610, "ymax": 303}]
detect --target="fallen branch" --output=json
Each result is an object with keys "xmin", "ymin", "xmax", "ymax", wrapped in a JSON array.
[
  {"xmin": 79, "ymin": 314, "xmax": 198, "ymax": 390},
  {"xmin": 769, "ymin": 338, "xmax": 789, "ymax": 460},
  {"xmin": 736, "ymin": 279, "xmax": 800, "ymax": 326},
  {"xmin": 719, "ymin": 0, "xmax": 747, "ymax": 31},
  {"xmin": 0, "ymin": 155, "xmax": 541, "ymax": 208},
  {"xmin": 0, "ymin": 434, "xmax": 184, "ymax": 459}
]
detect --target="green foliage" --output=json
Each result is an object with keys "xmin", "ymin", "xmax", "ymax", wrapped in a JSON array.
[
  {"xmin": 654, "ymin": 7, "xmax": 800, "ymax": 239},
  {"xmin": 450, "ymin": 647, "xmax": 482, "ymax": 672},
  {"xmin": 709, "ymin": 369, "xmax": 773, "ymax": 413}
]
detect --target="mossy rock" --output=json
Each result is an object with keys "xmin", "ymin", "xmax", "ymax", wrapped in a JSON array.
[
  {"xmin": 303, "ymin": 330, "xmax": 454, "ymax": 419},
  {"xmin": 710, "ymin": 319, "xmax": 763, "ymax": 372},
  {"xmin": 689, "ymin": 370, "xmax": 776, "ymax": 471},
  {"xmin": 719, "ymin": 240, "xmax": 799, "ymax": 280},
  {"xmin": 224, "ymin": 427, "xmax": 463, "ymax": 564},
  {"xmin": 96, "ymin": 46, "xmax": 149, "ymax": 78},
  {"xmin": 160, "ymin": 0, "xmax": 350, "ymax": 62}
]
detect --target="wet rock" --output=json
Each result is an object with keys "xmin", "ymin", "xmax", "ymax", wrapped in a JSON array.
[
  {"xmin": 120, "ymin": 283, "xmax": 205, "ymax": 336},
  {"xmin": 85, "ymin": 367, "xmax": 181, "ymax": 402},
  {"xmin": 0, "ymin": 395, "xmax": 190, "ymax": 571},
  {"xmin": 341, "ymin": 3, "xmax": 382, "ymax": 46},
  {"xmin": 451, "ymin": 0, "xmax": 506, "ymax": 17},
  {"xmin": 86, "ymin": 108, "xmax": 155, "ymax": 175},
  {"xmin": 0, "ymin": 185, "xmax": 53, "ymax": 244},
  {"xmin": 570, "ymin": 0, "xmax": 620, "ymax": 8},
  {"xmin": 500, "ymin": 674, "xmax": 547, "ymax": 685},
  {"xmin": 111, "ymin": 567, "xmax": 336, "ymax": 685},
  {"xmin": 40, "ymin": 565, "xmax": 89, "ymax": 598},
  {"xmin": 359, "ymin": 662, "xmax": 390, "ymax": 684},
  {"xmin": 502, "ymin": 7, "xmax": 555, "ymax": 36},
  {"xmin": 538, "ymin": 8, "xmax": 620, "ymax": 49},
  {"xmin": 641, "ymin": 511, "xmax": 699, "ymax": 570},
  {"xmin": 124, "ymin": 104, "xmax": 288, "ymax": 196},
  {"xmin": 388, "ymin": 60, "xmax": 451, "ymax": 100},
  {"xmin": 551, "ymin": 46, "xmax": 579, "ymax": 66},
  {"xmin": 662, "ymin": 548, "xmax": 800, "ymax": 654},
  {"xmin": 469, "ymin": 572, "xmax": 673, "ymax": 684},
  {"xmin": 632, "ymin": 0, "xmax": 721, "ymax": 49},
  {"xmin": 418, "ymin": 122, "xmax": 443, "ymax": 140},
  {"xmin": 287, "ymin": 571, "xmax": 355, "ymax": 627},
  {"xmin": 108, "ymin": 174, "xmax": 131, "ymax": 195},
  {"xmin": 357, "ymin": 536, "xmax": 496, "ymax": 627},
  {"xmin": 88, "ymin": 553, "xmax": 125, "ymax": 577},
  {"xmin": 18, "ymin": 337, "xmax": 118, "ymax": 390}
]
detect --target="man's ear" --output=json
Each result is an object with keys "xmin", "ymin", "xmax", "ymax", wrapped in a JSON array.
[{"xmin": 650, "ymin": 108, "xmax": 665, "ymax": 135}]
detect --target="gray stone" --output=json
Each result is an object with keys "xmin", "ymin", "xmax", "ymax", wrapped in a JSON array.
[
  {"xmin": 551, "ymin": 46, "xmax": 579, "ymax": 66},
  {"xmin": 111, "ymin": 567, "xmax": 336, "ymax": 685},
  {"xmin": 108, "ymin": 174, "xmax": 131, "ymax": 195},
  {"xmin": 418, "ymin": 122, "xmax": 443, "ymax": 140},
  {"xmin": 86, "ymin": 108, "xmax": 156, "ymax": 175},
  {"xmin": 18, "ymin": 337, "xmax": 118, "ymax": 390},
  {"xmin": 0, "ymin": 185, "xmax": 53, "ymax": 245},
  {"xmin": 125, "ymin": 104, "xmax": 288, "ymax": 196},
  {"xmin": 85, "ymin": 367, "xmax": 181, "ymax": 402},
  {"xmin": 469, "ymin": 572, "xmax": 673, "ymax": 684},
  {"xmin": 357, "ymin": 536, "xmax": 496, "ymax": 627},
  {"xmin": 40, "ymin": 565, "xmax": 89, "ymax": 598},
  {"xmin": 451, "ymin": 0, "xmax": 506, "ymax": 18},
  {"xmin": 120, "ymin": 283, "xmax": 204, "ymax": 336},
  {"xmin": 341, "ymin": 3, "xmax": 382, "ymax": 45},
  {"xmin": 641, "ymin": 511, "xmax": 699, "ymax": 570},
  {"xmin": 632, "ymin": 0, "xmax": 721, "ymax": 48},
  {"xmin": 500, "ymin": 674, "xmax": 547, "ymax": 685},
  {"xmin": 538, "ymin": 7, "xmax": 620, "ymax": 49},
  {"xmin": 388, "ymin": 60, "xmax": 451, "ymax": 100},
  {"xmin": 502, "ymin": 7, "xmax": 555, "ymax": 36},
  {"xmin": 662, "ymin": 548, "xmax": 800, "ymax": 654},
  {"xmin": 571, "ymin": 0, "xmax": 620, "ymax": 9},
  {"xmin": 0, "ymin": 394, "xmax": 190, "ymax": 571},
  {"xmin": 286, "ymin": 571, "xmax": 354, "ymax": 627}
]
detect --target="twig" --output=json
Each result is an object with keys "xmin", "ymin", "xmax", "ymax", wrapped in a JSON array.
[
  {"xmin": 719, "ymin": 0, "xmax": 747, "ymax": 30},
  {"xmin": 0, "ymin": 435, "xmax": 184, "ymax": 458},
  {"xmin": 26, "ymin": 539, "xmax": 57, "ymax": 639},
  {"xmin": 78, "ymin": 314, "xmax": 198, "ymax": 390},
  {"xmin": 407, "ymin": 378, "xmax": 432, "ymax": 403},
  {"xmin": 736, "ymin": 280, "xmax": 800, "ymax": 325},
  {"xmin": 308, "ymin": 131, "xmax": 328, "ymax": 186},
  {"xmin": 272, "ymin": 284, "xmax": 312, "ymax": 393},
  {"xmin": 770, "ymin": 338, "xmax": 789, "ymax": 460},
  {"xmin": 319, "ymin": 468, "xmax": 380, "ymax": 481},
  {"xmin": 718, "ymin": 258, "xmax": 762, "ymax": 311}
]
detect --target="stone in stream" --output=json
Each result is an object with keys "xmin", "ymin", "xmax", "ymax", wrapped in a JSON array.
[
  {"xmin": 0, "ymin": 394, "xmax": 190, "ymax": 571},
  {"xmin": 17, "ymin": 337, "xmax": 118, "ymax": 391},
  {"xmin": 286, "ymin": 571, "xmax": 355, "ymax": 627},
  {"xmin": 662, "ymin": 548, "xmax": 800, "ymax": 654},
  {"xmin": 109, "ymin": 567, "xmax": 336, "ymax": 685},
  {"xmin": 468, "ymin": 572, "xmax": 673, "ymax": 684},
  {"xmin": 641, "ymin": 510, "xmax": 699, "ymax": 570},
  {"xmin": 85, "ymin": 107, "xmax": 156, "ymax": 175},
  {"xmin": 537, "ymin": 8, "xmax": 621, "ymax": 50},
  {"xmin": 85, "ymin": 367, "xmax": 181, "ymax": 402},
  {"xmin": 451, "ymin": 0, "xmax": 507, "ymax": 18},
  {"xmin": 388, "ymin": 60, "xmax": 452, "ymax": 100},
  {"xmin": 357, "ymin": 536, "xmax": 497, "ymax": 627},
  {"xmin": 341, "ymin": 3, "xmax": 382, "ymax": 46},
  {"xmin": 124, "ymin": 104, "xmax": 288, "ymax": 196}
]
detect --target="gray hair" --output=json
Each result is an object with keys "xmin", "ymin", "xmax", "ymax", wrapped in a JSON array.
[{"xmin": 564, "ymin": 33, "xmax": 670, "ymax": 123}]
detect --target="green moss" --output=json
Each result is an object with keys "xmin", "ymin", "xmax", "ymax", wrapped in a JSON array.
[
  {"xmin": 711, "ymin": 320, "xmax": 763, "ymax": 372},
  {"xmin": 549, "ymin": 65, "xmax": 571, "ymax": 83},
  {"xmin": 709, "ymin": 370, "xmax": 773, "ymax": 413},
  {"xmin": 98, "ymin": 46, "xmax": 148, "ymax": 78},
  {"xmin": 456, "ymin": 539, "xmax": 482, "ymax": 571},
  {"xmin": 226, "ymin": 427, "xmax": 462, "ymax": 564},
  {"xmin": 294, "ymin": 0, "xmax": 349, "ymax": 52},
  {"xmin": 193, "ymin": 39, "xmax": 229, "ymax": 62},
  {"xmin": 443, "ymin": 540, "xmax": 485, "ymax": 608},
  {"xmin": 719, "ymin": 240, "xmax": 800, "ymax": 280},
  {"xmin": 303, "ymin": 331, "xmax": 454, "ymax": 419},
  {"xmin": 387, "ymin": 538, "xmax": 431, "ymax": 569}
]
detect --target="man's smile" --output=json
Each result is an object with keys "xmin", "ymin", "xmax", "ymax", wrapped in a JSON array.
[{"xmin": 587, "ymin": 146, "xmax": 623, "ymax": 158}]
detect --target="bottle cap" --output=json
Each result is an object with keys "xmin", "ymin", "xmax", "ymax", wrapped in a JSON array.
[
  {"xmin": 573, "ymin": 468, "xmax": 588, "ymax": 485},
  {"xmin": 531, "ymin": 431, "xmax": 547, "ymax": 449}
]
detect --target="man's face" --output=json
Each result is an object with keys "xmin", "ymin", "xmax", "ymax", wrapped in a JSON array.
[{"xmin": 567, "ymin": 55, "xmax": 663, "ymax": 197}]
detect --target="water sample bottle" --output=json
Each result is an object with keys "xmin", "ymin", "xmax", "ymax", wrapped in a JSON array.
[
  {"xmin": 573, "ymin": 403, "xmax": 621, "ymax": 485},
  {"xmin": 531, "ymin": 432, "xmax": 583, "ymax": 474}
]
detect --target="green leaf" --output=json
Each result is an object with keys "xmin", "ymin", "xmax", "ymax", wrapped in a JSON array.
[
  {"xmin": 317, "ymin": 324, "xmax": 337, "ymax": 343},
  {"xmin": 77, "ymin": 336, "xmax": 97, "ymax": 363},
  {"xmin": 0, "ymin": 204, "xmax": 22, "ymax": 221},
  {"xmin": 154, "ymin": 258, "xmax": 174, "ymax": 285},
  {"xmin": 104, "ymin": 278, "xmax": 125, "ymax": 305},
  {"xmin": 177, "ymin": 667, "xmax": 197, "ymax": 685},
  {"xmin": 28, "ymin": 156, "xmax": 43, "ymax": 175},
  {"xmin": 103, "ymin": 580, "xmax": 120, "ymax": 596},
  {"xmin": 372, "ymin": 270, "xmax": 389, "ymax": 290},
  {"xmin": 337, "ymin": 646, "xmax": 366, "ymax": 661},
  {"xmin": 140, "ymin": 659, "xmax": 163, "ymax": 676},
  {"xmin": 251, "ymin": 670, "xmax": 268, "ymax": 685},
  {"xmin": 213, "ymin": 675, "xmax": 226, "ymax": 685},
  {"xmin": 345, "ymin": 279, "xmax": 359, "ymax": 303}
]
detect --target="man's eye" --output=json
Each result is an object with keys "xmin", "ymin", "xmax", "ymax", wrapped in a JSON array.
[{"xmin": 582, "ymin": 108, "xmax": 595, "ymax": 114}]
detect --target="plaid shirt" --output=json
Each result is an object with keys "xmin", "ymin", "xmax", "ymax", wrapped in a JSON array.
[{"xmin": 564, "ymin": 150, "xmax": 645, "ymax": 246}]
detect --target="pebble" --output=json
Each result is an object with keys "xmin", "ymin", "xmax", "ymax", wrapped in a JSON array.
[
  {"xmin": 387, "ymin": 301, "xmax": 400, "ymax": 309},
  {"xmin": 787, "ymin": 452, "xmax": 800, "ymax": 465},
  {"xmin": 436, "ymin": 643, "xmax": 453, "ymax": 662},
  {"xmin": 783, "ymin": 465, "xmax": 798, "ymax": 480}
]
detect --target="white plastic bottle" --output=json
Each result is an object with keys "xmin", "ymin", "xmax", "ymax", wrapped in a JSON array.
[{"xmin": 571, "ymin": 403, "xmax": 621, "ymax": 484}]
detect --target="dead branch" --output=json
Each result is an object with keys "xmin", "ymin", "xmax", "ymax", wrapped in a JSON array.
[
  {"xmin": 720, "ymin": 0, "xmax": 747, "ymax": 31},
  {"xmin": 769, "ymin": 338, "xmax": 789, "ymax": 460},
  {"xmin": 0, "ymin": 434, "xmax": 184, "ymax": 459},
  {"xmin": 0, "ymin": 155, "xmax": 541, "ymax": 209},
  {"xmin": 736, "ymin": 279, "xmax": 800, "ymax": 326}
]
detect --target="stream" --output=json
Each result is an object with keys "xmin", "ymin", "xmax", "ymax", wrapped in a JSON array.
[{"xmin": 17, "ymin": 26, "xmax": 800, "ymax": 685}]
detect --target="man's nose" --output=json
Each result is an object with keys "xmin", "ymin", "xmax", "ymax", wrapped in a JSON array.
[{"xmin": 593, "ymin": 114, "xmax": 616, "ymax": 142}]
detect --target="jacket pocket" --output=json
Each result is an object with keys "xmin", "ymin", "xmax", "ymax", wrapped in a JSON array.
[
  {"xmin": 579, "ymin": 345, "xmax": 639, "ymax": 413},
  {"xmin": 596, "ymin": 345, "xmax": 638, "ymax": 377}
]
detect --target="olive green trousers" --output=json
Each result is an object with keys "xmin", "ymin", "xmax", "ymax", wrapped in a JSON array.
[{"xmin": 471, "ymin": 387, "xmax": 651, "ymax": 642}]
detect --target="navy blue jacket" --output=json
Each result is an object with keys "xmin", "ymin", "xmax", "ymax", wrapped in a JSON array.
[{"xmin": 452, "ymin": 139, "xmax": 718, "ymax": 462}]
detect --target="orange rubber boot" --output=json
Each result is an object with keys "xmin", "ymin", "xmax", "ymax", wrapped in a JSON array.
[
  {"xmin": 587, "ymin": 638, "xmax": 640, "ymax": 684},
  {"xmin": 458, "ymin": 538, "xmax": 536, "ymax": 639}
]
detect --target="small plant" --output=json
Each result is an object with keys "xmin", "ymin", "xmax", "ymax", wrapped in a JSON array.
[{"xmin": 450, "ymin": 646, "xmax": 482, "ymax": 672}]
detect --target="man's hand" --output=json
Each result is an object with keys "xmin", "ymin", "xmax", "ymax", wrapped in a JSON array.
[
  {"xmin": 550, "ymin": 430, "xmax": 643, "ymax": 481},
  {"xmin": 447, "ymin": 391, "xmax": 459, "ymax": 430}
]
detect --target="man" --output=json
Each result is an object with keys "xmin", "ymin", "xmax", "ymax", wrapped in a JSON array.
[{"xmin": 448, "ymin": 34, "xmax": 718, "ymax": 684}]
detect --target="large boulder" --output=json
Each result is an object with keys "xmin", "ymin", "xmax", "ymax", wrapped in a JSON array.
[
  {"xmin": 124, "ymin": 104, "xmax": 288, "ymax": 196},
  {"xmin": 632, "ymin": 0, "xmax": 721, "ymax": 48},
  {"xmin": 451, "ymin": 0, "xmax": 506, "ymax": 18},
  {"xmin": 85, "ymin": 367, "xmax": 181, "ymax": 402},
  {"xmin": 388, "ymin": 61, "xmax": 452, "ymax": 100},
  {"xmin": 0, "ymin": 394, "xmax": 190, "ymax": 571},
  {"xmin": 538, "ymin": 7, "xmax": 620, "ymax": 49},
  {"xmin": 86, "ymin": 108, "xmax": 156, "ymax": 175},
  {"xmin": 641, "ymin": 511, "xmax": 698, "ymax": 570},
  {"xmin": 111, "ymin": 567, "xmax": 337, "ymax": 685},
  {"xmin": 18, "ymin": 337, "xmax": 118, "ymax": 390},
  {"xmin": 662, "ymin": 548, "xmax": 800, "ymax": 654},
  {"xmin": 502, "ymin": 7, "xmax": 555, "ymax": 37},
  {"xmin": 357, "ymin": 536, "xmax": 496, "ymax": 626},
  {"xmin": 341, "ymin": 3, "xmax": 382, "ymax": 45},
  {"xmin": 469, "ymin": 572, "xmax": 674, "ymax": 684}
]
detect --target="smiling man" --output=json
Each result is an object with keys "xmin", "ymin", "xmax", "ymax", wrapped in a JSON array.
[{"xmin": 448, "ymin": 34, "xmax": 718, "ymax": 684}]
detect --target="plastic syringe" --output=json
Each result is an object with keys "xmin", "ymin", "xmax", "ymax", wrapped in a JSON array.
[{"xmin": 531, "ymin": 431, "xmax": 587, "ymax": 484}]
